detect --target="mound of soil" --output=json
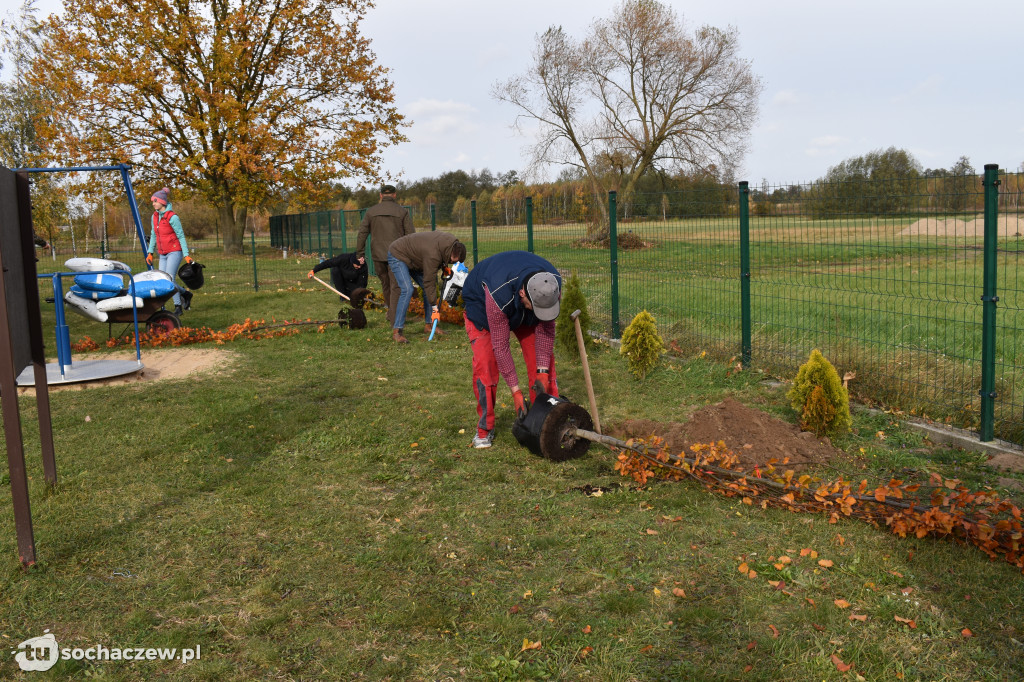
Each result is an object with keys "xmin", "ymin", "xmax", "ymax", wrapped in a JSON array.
[
  {"xmin": 573, "ymin": 231, "xmax": 653, "ymax": 250},
  {"xmin": 900, "ymin": 215, "xmax": 1024, "ymax": 238},
  {"xmin": 606, "ymin": 397, "xmax": 842, "ymax": 472}
]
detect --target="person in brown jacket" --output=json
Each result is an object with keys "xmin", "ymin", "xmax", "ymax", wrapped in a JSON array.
[
  {"xmin": 355, "ymin": 184, "xmax": 414, "ymax": 325},
  {"xmin": 387, "ymin": 231, "xmax": 467, "ymax": 343}
]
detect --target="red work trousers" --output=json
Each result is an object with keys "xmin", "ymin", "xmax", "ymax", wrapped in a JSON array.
[{"xmin": 465, "ymin": 315, "xmax": 558, "ymax": 438}]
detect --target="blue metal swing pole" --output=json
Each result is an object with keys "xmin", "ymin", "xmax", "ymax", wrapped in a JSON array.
[
  {"xmin": 49, "ymin": 274, "xmax": 71, "ymax": 380},
  {"xmin": 127, "ymin": 275, "xmax": 141, "ymax": 364},
  {"xmin": 118, "ymin": 164, "xmax": 150, "ymax": 263}
]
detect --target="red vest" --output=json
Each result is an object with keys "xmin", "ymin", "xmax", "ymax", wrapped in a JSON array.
[{"xmin": 152, "ymin": 210, "xmax": 182, "ymax": 255}]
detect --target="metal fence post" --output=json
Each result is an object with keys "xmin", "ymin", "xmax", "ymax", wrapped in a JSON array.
[
  {"xmin": 327, "ymin": 212, "xmax": 334, "ymax": 257},
  {"xmin": 339, "ymin": 210, "xmax": 348, "ymax": 252},
  {"xmin": 979, "ymin": 164, "xmax": 1000, "ymax": 441},
  {"xmin": 526, "ymin": 196, "xmax": 534, "ymax": 253},
  {"xmin": 430, "ymin": 203, "xmax": 436, "ymax": 231},
  {"xmin": 739, "ymin": 181, "xmax": 752, "ymax": 367},
  {"xmin": 251, "ymin": 228, "xmax": 259, "ymax": 292},
  {"xmin": 609, "ymin": 191, "xmax": 620, "ymax": 338},
  {"xmin": 471, "ymin": 200, "xmax": 478, "ymax": 265}
]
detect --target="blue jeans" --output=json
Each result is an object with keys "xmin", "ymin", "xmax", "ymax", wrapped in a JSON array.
[
  {"xmin": 388, "ymin": 253, "xmax": 429, "ymax": 330},
  {"xmin": 158, "ymin": 250, "xmax": 187, "ymax": 306}
]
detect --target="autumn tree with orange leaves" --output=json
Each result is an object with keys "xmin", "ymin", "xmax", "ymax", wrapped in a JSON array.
[{"xmin": 29, "ymin": 0, "xmax": 406, "ymax": 254}]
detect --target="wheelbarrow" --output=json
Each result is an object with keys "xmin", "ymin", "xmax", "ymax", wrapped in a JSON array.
[{"xmin": 105, "ymin": 291, "xmax": 180, "ymax": 335}]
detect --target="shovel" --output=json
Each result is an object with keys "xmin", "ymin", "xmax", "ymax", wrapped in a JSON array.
[{"xmin": 311, "ymin": 274, "xmax": 371, "ymax": 308}]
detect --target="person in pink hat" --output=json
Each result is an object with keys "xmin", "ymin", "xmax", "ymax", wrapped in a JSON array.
[{"xmin": 146, "ymin": 187, "xmax": 194, "ymax": 315}]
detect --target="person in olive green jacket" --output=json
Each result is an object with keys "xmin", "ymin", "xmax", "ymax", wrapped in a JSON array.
[
  {"xmin": 386, "ymin": 231, "xmax": 467, "ymax": 343},
  {"xmin": 355, "ymin": 183, "xmax": 414, "ymax": 325}
]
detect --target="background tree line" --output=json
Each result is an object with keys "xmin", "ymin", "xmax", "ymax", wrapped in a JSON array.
[{"xmin": 310, "ymin": 150, "xmax": 1022, "ymax": 230}]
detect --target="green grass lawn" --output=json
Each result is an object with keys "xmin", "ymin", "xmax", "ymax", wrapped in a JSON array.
[{"xmin": 1, "ymin": 289, "xmax": 1023, "ymax": 680}]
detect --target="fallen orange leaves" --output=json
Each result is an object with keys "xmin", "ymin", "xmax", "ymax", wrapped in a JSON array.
[
  {"xmin": 834, "ymin": 599, "xmax": 851, "ymax": 609},
  {"xmin": 894, "ymin": 615, "xmax": 917, "ymax": 628},
  {"xmin": 613, "ymin": 438, "xmax": 1024, "ymax": 572},
  {"xmin": 521, "ymin": 639, "xmax": 542, "ymax": 652},
  {"xmin": 831, "ymin": 653, "xmax": 853, "ymax": 672},
  {"xmin": 78, "ymin": 317, "xmax": 328, "ymax": 353}
]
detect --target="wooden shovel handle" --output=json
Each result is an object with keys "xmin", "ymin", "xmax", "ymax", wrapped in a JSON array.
[{"xmin": 311, "ymin": 274, "xmax": 351, "ymax": 301}]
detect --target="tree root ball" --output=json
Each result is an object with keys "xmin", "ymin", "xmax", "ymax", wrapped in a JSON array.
[
  {"xmin": 540, "ymin": 401, "xmax": 593, "ymax": 461},
  {"xmin": 337, "ymin": 308, "xmax": 367, "ymax": 330},
  {"xmin": 349, "ymin": 287, "xmax": 371, "ymax": 309},
  {"xmin": 513, "ymin": 399, "xmax": 593, "ymax": 461}
]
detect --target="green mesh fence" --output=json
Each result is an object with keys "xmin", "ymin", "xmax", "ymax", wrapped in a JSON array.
[{"xmin": 66, "ymin": 169, "xmax": 1015, "ymax": 444}]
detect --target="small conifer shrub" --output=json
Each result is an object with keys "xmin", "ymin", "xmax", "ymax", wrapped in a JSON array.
[
  {"xmin": 556, "ymin": 272, "xmax": 592, "ymax": 359},
  {"xmin": 787, "ymin": 349, "xmax": 852, "ymax": 436},
  {"xmin": 620, "ymin": 310, "xmax": 665, "ymax": 380}
]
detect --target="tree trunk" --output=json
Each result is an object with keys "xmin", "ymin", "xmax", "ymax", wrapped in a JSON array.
[
  {"xmin": 219, "ymin": 195, "xmax": 245, "ymax": 255},
  {"xmin": 585, "ymin": 178, "xmax": 611, "ymax": 241}
]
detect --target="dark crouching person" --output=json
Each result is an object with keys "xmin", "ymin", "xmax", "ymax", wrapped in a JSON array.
[{"xmin": 307, "ymin": 252, "xmax": 368, "ymax": 302}]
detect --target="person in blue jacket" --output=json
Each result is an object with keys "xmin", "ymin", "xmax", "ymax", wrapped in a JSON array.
[
  {"xmin": 145, "ymin": 187, "xmax": 193, "ymax": 315},
  {"xmin": 461, "ymin": 250, "xmax": 562, "ymax": 448}
]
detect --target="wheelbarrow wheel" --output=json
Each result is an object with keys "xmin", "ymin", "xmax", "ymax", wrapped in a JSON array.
[{"xmin": 146, "ymin": 310, "xmax": 181, "ymax": 335}]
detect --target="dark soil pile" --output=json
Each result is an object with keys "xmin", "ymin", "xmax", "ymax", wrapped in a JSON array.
[{"xmin": 606, "ymin": 397, "xmax": 843, "ymax": 472}]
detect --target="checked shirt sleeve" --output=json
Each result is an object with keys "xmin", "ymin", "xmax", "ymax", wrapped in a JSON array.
[
  {"xmin": 534, "ymin": 320, "xmax": 555, "ymax": 370},
  {"xmin": 484, "ymin": 285, "xmax": 521, "ymax": 391}
]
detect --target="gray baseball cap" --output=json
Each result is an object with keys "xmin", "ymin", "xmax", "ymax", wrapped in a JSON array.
[{"xmin": 525, "ymin": 272, "xmax": 561, "ymax": 321}]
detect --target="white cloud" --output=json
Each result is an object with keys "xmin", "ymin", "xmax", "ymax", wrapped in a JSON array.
[
  {"xmin": 403, "ymin": 99, "xmax": 481, "ymax": 143},
  {"xmin": 406, "ymin": 99, "xmax": 477, "ymax": 117},
  {"xmin": 891, "ymin": 75, "xmax": 943, "ymax": 104},
  {"xmin": 771, "ymin": 89, "xmax": 801, "ymax": 106},
  {"xmin": 810, "ymin": 135, "xmax": 844, "ymax": 147},
  {"xmin": 804, "ymin": 135, "xmax": 846, "ymax": 157}
]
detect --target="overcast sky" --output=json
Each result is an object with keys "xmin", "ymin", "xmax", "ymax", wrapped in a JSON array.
[{"xmin": 9, "ymin": 0, "xmax": 1024, "ymax": 186}]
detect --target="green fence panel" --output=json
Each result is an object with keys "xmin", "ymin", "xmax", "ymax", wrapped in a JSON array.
[{"xmin": 269, "ymin": 170, "xmax": 1024, "ymax": 444}]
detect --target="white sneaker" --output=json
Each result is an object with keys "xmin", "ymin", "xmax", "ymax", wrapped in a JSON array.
[{"xmin": 472, "ymin": 430, "xmax": 494, "ymax": 449}]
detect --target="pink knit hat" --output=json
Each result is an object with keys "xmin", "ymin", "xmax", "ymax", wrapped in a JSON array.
[{"xmin": 151, "ymin": 187, "xmax": 170, "ymax": 206}]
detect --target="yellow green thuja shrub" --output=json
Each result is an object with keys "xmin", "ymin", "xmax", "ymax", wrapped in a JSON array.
[
  {"xmin": 620, "ymin": 310, "xmax": 665, "ymax": 380},
  {"xmin": 555, "ymin": 271, "xmax": 592, "ymax": 359},
  {"xmin": 787, "ymin": 349, "xmax": 852, "ymax": 436}
]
